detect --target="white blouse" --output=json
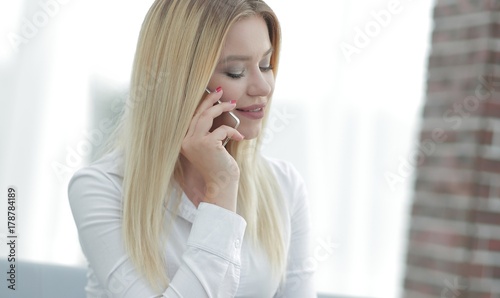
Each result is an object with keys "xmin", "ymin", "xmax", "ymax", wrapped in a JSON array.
[{"xmin": 68, "ymin": 150, "xmax": 316, "ymax": 298}]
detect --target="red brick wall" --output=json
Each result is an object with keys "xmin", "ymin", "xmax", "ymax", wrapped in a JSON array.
[{"xmin": 403, "ymin": 0, "xmax": 500, "ymax": 297}]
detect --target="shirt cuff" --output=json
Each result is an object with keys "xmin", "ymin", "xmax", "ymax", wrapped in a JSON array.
[{"xmin": 187, "ymin": 202, "xmax": 247, "ymax": 265}]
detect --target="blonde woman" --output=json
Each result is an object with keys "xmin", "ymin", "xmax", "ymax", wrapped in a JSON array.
[{"xmin": 68, "ymin": 0, "xmax": 315, "ymax": 297}]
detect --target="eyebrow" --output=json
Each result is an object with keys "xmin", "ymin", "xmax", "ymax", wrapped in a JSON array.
[{"xmin": 219, "ymin": 47, "xmax": 274, "ymax": 64}]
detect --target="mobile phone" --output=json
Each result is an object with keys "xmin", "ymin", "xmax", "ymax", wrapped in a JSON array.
[{"xmin": 205, "ymin": 88, "xmax": 240, "ymax": 146}]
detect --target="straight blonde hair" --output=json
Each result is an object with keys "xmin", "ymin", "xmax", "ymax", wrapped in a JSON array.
[{"xmin": 112, "ymin": 0, "xmax": 286, "ymax": 291}]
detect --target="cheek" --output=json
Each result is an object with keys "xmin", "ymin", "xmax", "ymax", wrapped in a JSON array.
[
  {"xmin": 210, "ymin": 75, "xmax": 243, "ymax": 99},
  {"xmin": 223, "ymin": 84, "xmax": 246, "ymax": 101}
]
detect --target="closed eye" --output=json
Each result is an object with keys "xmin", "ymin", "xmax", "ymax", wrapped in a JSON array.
[
  {"xmin": 260, "ymin": 65, "xmax": 273, "ymax": 72},
  {"xmin": 226, "ymin": 71, "xmax": 245, "ymax": 79},
  {"xmin": 225, "ymin": 65, "xmax": 272, "ymax": 79}
]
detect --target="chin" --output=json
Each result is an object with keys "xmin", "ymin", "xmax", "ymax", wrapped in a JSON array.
[{"xmin": 238, "ymin": 124, "xmax": 262, "ymax": 141}]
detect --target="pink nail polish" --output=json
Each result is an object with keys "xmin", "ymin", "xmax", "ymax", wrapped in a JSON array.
[
  {"xmin": 216, "ymin": 86, "xmax": 222, "ymax": 93},
  {"xmin": 230, "ymin": 100, "xmax": 237, "ymax": 104}
]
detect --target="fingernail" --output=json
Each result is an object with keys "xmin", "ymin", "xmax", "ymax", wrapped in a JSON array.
[
  {"xmin": 230, "ymin": 100, "xmax": 237, "ymax": 104},
  {"xmin": 216, "ymin": 86, "xmax": 222, "ymax": 93}
]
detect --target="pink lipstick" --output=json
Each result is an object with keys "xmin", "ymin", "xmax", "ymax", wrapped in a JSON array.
[{"xmin": 235, "ymin": 104, "xmax": 266, "ymax": 119}]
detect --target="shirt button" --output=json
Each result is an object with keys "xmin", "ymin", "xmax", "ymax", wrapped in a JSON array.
[{"xmin": 234, "ymin": 239, "xmax": 241, "ymax": 248}]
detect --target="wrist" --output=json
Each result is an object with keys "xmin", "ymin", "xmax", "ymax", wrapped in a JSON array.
[
  {"xmin": 203, "ymin": 180, "xmax": 239, "ymax": 212},
  {"xmin": 203, "ymin": 172, "xmax": 240, "ymax": 190}
]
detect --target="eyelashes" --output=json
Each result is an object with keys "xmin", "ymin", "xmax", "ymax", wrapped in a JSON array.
[
  {"xmin": 226, "ymin": 65, "xmax": 273, "ymax": 79},
  {"xmin": 226, "ymin": 71, "xmax": 245, "ymax": 79},
  {"xmin": 260, "ymin": 66, "xmax": 273, "ymax": 72}
]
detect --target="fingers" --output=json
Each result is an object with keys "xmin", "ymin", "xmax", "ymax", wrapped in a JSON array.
[
  {"xmin": 186, "ymin": 88, "xmax": 222, "ymax": 136},
  {"xmin": 211, "ymin": 125, "xmax": 245, "ymax": 144},
  {"xmin": 201, "ymin": 100, "xmax": 237, "ymax": 122},
  {"xmin": 186, "ymin": 89, "xmax": 223, "ymax": 138},
  {"xmin": 198, "ymin": 88, "xmax": 223, "ymax": 111},
  {"xmin": 188, "ymin": 90, "xmax": 238, "ymax": 138}
]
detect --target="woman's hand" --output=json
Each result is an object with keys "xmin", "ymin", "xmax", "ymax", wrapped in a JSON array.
[{"xmin": 180, "ymin": 88, "xmax": 244, "ymax": 212}]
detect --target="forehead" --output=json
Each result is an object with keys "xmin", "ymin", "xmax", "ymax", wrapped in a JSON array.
[{"xmin": 220, "ymin": 15, "xmax": 271, "ymax": 57}]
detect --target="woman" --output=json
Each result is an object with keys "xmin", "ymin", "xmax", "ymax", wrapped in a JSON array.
[{"xmin": 68, "ymin": 0, "xmax": 315, "ymax": 297}]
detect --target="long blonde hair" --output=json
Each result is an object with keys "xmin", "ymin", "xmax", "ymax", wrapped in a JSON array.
[{"xmin": 113, "ymin": 0, "xmax": 285, "ymax": 291}]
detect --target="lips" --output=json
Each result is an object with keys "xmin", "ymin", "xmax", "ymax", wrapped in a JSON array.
[
  {"xmin": 234, "ymin": 103, "xmax": 266, "ymax": 120},
  {"xmin": 235, "ymin": 104, "xmax": 266, "ymax": 112},
  {"xmin": 237, "ymin": 107, "xmax": 263, "ymax": 112}
]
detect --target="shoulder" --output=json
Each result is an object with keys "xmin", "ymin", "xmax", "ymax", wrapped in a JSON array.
[
  {"xmin": 67, "ymin": 150, "xmax": 125, "ymax": 214},
  {"xmin": 262, "ymin": 155, "xmax": 306, "ymax": 191},
  {"xmin": 69, "ymin": 150, "xmax": 124, "ymax": 189},
  {"xmin": 262, "ymin": 155, "xmax": 308, "ymax": 214}
]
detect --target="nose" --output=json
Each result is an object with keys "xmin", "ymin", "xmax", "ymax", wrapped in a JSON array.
[{"xmin": 247, "ymin": 68, "xmax": 273, "ymax": 97}]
